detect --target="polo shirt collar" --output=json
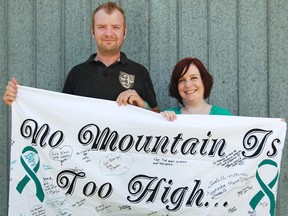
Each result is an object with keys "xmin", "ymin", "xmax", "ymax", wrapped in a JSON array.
[{"xmin": 88, "ymin": 52, "xmax": 128, "ymax": 65}]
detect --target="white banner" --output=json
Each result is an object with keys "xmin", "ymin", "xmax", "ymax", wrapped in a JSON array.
[{"xmin": 9, "ymin": 86, "xmax": 286, "ymax": 216}]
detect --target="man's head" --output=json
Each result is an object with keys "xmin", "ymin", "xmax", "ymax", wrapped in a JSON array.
[
  {"xmin": 91, "ymin": 2, "xmax": 127, "ymax": 55},
  {"xmin": 92, "ymin": 2, "xmax": 126, "ymax": 30}
]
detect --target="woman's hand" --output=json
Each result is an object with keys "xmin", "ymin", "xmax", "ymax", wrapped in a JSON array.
[{"xmin": 160, "ymin": 111, "xmax": 177, "ymax": 121}]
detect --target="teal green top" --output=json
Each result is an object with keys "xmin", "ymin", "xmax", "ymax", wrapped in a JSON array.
[{"xmin": 164, "ymin": 105, "xmax": 232, "ymax": 116}]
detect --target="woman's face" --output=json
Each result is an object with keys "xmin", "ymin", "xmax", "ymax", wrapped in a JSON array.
[{"xmin": 177, "ymin": 64, "xmax": 205, "ymax": 104}]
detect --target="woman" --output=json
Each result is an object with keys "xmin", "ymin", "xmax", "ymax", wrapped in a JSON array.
[{"xmin": 161, "ymin": 57, "xmax": 232, "ymax": 121}]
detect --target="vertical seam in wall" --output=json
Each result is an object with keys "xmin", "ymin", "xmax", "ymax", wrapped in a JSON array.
[
  {"xmin": 5, "ymin": 0, "xmax": 10, "ymax": 214},
  {"xmin": 236, "ymin": 0, "xmax": 240, "ymax": 115},
  {"xmin": 90, "ymin": 0, "xmax": 93, "ymax": 54},
  {"xmin": 5, "ymin": 1, "xmax": 8, "ymax": 88},
  {"xmin": 148, "ymin": 0, "xmax": 151, "ymax": 72},
  {"xmin": 4, "ymin": 2, "xmax": 8, "ymax": 93},
  {"xmin": 61, "ymin": 0, "xmax": 65, "ymax": 85},
  {"xmin": 33, "ymin": 1, "xmax": 37, "ymax": 87},
  {"xmin": 266, "ymin": 0, "xmax": 270, "ymax": 117},
  {"xmin": 177, "ymin": 0, "xmax": 180, "ymax": 61},
  {"xmin": 207, "ymin": 0, "xmax": 210, "ymax": 69},
  {"xmin": 207, "ymin": 0, "xmax": 210, "ymax": 103},
  {"xmin": 5, "ymin": 0, "xmax": 8, "ymax": 82}
]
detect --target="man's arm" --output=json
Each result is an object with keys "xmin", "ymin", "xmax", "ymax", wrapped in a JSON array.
[
  {"xmin": 3, "ymin": 77, "xmax": 18, "ymax": 106},
  {"xmin": 116, "ymin": 89, "xmax": 160, "ymax": 113}
]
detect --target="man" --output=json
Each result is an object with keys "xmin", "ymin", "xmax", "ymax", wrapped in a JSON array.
[{"xmin": 3, "ymin": 2, "xmax": 159, "ymax": 112}]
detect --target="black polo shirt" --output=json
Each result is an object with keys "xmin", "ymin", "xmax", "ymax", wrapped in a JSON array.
[{"xmin": 62, "ymin": 52, "xmax": 158, "ymax": 108}]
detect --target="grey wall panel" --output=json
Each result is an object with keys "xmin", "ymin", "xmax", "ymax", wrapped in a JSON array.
[
  {"xmin": 36, "ymin": 0, "xmax": 62, "ymax": 92},
  {"xmin": 92, "ymin": 0, "xmax": 115, "ymax": 12},
  {"xmin": 64, "ymin": 0, "xmax": 93, "ymax": 81},
  {"xmin": 239, "ymin": 0, "xmax": 268, "ymax": 117},
  {"xmin": 209, "ymin": 0, "xmax": 238, "ymax": 115},
  {"xmin": 7, "ymin": 0, "xmax": 35, "ymax": 86},
  {"xmin": 121, "ymin": 0, "xmax": 150, "ymax": 70},
  {"xmin": 269, "ymin": 1, "xmax": 288, "ymax": 215},
  {"xmin": 0, "ymin": 0, "xmax": 8, "ymax": 214},
  {"xmin": 269, "ymin": 0, "xmax": 288, "ymax": 120},
  {"xmin": 150, "ymin": 0, "xmax": 178, "ymax": 110},
  {"xmin": 179, "ymin": 0, "xmax": 208, "ymax": 62}
]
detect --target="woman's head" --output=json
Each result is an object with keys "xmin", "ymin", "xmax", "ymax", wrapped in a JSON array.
[{"xmin": 168, "ymin": 57, "xmax": 213, "ymax": 105}]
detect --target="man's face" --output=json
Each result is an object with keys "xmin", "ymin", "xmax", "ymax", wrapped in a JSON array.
[{"xmin": 92, "ymin": 9, "xmax": 127, "ymax": 55}]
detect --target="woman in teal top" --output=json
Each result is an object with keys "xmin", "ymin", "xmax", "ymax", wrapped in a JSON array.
[
  {"xmin": 161, "ymin": 57, "xmax": 232, "ymax": 121},
  {"xmin": 164, "ymin": 106, "xmax": 232, "ymax": 115}
]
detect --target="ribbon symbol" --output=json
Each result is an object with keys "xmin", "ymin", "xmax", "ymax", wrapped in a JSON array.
[
  {"xmin": 16, "ymin": 146, "xmax": 45, "ymax": 202},
  {"xmin": 249, "ymin": 159, "xmax": 278, "ymax": 216}
]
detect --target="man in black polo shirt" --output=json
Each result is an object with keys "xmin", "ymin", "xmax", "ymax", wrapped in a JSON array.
[{"xmin": 3, "ymin": 2, "xmax": 159, "ymax": 113}]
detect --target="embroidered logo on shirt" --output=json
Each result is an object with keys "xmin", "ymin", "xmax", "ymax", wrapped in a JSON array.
[{"xmin": 119, "ymin": 71, "xmax": 135, "ymax": 89}]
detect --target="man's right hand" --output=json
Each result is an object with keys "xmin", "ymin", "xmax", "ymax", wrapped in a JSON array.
[{"xmin": 3, "ymin": 77, "xmax": 18, "ymax": 106}]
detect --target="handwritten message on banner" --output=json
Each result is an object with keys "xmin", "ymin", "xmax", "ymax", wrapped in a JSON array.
[{"xmin": 9, "ymin": 86, "xmax": 286, "ymax": 216}]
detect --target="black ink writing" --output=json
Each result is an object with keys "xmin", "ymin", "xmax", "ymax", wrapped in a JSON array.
[
  {"xmin": 20, "ymin": 119, "xmax": 64, "ymax": 148},
  {"xmin": 127, "ymin": 175, "xmax": 204, "ymax": 211},
  {"xmin": 242, "ymin": 128, "xmax": 279, "ymax": 158},
  {"xmin": 78, "ymin": 124, "xmax": 226, "ymax": 158},
  {"xmin": 56, "ymin": 170, "xmax": 112, "ymax": 199}
]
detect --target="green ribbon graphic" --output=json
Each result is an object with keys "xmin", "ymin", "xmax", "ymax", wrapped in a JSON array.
[
  {"xmin": 16, "ymin": 146, "xmax": 45, "ymax": 202},
  {"xmin": 249, "ymin": 159, "xmax": 278, "ymax": 216}
]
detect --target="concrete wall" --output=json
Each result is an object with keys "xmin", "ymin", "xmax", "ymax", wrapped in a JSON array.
[{"xmin": 1, "ymin": 0, "xmax": 287, "ymax": 215}]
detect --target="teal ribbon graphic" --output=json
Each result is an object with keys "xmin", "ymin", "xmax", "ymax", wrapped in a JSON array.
[
  {"xmin": 16, "ymin": 146, "xmax": 45, "ymax": 202},
  {"xmin": 249, "ymin": 159, "xmax": 278, "ymax": 216}
]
